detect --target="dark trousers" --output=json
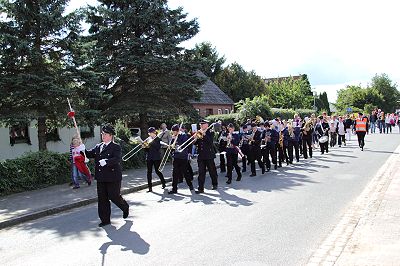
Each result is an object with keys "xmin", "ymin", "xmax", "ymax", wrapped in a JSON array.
[
  {"xmin": 185, "ymin": 161, "xmax": 194, "ymax": 181},
  {"xmin": 338, "ymin": 134, "xmax": 346, "ymax": 146},
  {"xmin": 197, "ymin": 159, "xmax": 218, "ymax": 191},
  {"xmin": 288, "ymin": 140, "xmax": 300, "ymax": 162},
  {"xmin": 356, "ymin": 131, "xmax": 366, "ymax": 148},
  {"xmin": 97, "ymin": 181, "xmax": 129, "ymax": 223},
  {"xmin": 320, "ymin": 142, "xmax": 329, "ymax": 153},
  {"xmin": 171, "ymin": 158, "xmax": 192, "ymax": 192},
  {"xmin": 147, "ymin": 160, "xmax": 166, "ymax": 189},
  {"xmin": 249, "ymin": 146, "xmax": 265, "ymax": 174},
  {"xmin": 226, "ymin": 153, "xmax": 241, "ymax": 180},
  {"xmin": 241, "ymin": 144, "xmax": 249, "ymax": 171},
  {"xmin": 277, "ymin": 145, "xmax": 287, "ymax": 166},
  {"xmin": 330, "ymin": 132, "xmax": 337, "ymax": 147},
  {"xmin": 219, "ymin": 152, "xmax": 226, "ymax": 172},
  {"xmin": 263, "ymin": 144, "xmax": 277, "ymax": 169},
  {"xmin": 302, "ymin": 137, "xmax": 313, "ymax": 159}
]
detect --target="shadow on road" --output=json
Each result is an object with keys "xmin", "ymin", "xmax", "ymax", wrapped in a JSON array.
[{"xmin": 99, "ymin": 220, "xmax": 150, "ymax": 265}]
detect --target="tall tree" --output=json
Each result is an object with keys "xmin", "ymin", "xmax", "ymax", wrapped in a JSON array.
[
  {"xmin": 266, "ymin": 76, "xmax": 313, "ymax": 109},
  {"xmin": 370, "ymin": 73, "xmax": 399, "ymax": 113},
  {"xmin": 215, "ymin": 62, "xmax": 267, "ymax": 103},
  {"xmin": 0, "ymin": 0, "xmax": 88, "ymax": 150},
  {"xmin": 318, "ymin": 92, "xmax": 331, "ymax": 114},
  {"xmin": 84, "ymin": 0, "xmax": 202, "ymax": 135},
  {"xmin": 336, "ymin": 85, "xmax": 384, "ymax": 113},
  {"xmin": 185, "ymin": 41, "xmax": 226, "ymax": 82}
]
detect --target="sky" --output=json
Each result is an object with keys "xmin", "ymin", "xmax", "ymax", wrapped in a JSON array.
[{"xmin": 68, "ymin": 0, "xmax": 400, "ymax": 102}]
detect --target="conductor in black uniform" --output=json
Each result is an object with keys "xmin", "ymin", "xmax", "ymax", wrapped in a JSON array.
[
  {"xmin": 86, "ymin": 124, "xmax": 129, "ymax": 227},
  {"xmin": 195, "ymin": 119, "xmax": 218, "ymax": 194}
]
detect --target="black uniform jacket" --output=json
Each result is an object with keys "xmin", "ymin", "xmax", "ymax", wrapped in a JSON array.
[
  {"xmin": 144, "ymin": 137, "xmax": 161, "ymax": 161},
  {"xmin": 195, "ymin": 130, "xmax": 216, "ymax": 160},
  {"xmin": 86, "ymin": 142, "xmax": 122, "ymax": 182}
]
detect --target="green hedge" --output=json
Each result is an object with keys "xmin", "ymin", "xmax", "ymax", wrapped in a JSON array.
[
  {"xmin": 205, "ymin": 113, "xmax": 241, "ymax": 128},
  {"xmin": 0, "ymin": 143, "xmax": 146, "ymax": 196},
  {"xmin": 0, "ymin": 151, "xmax": 70, "ymax": 196}
]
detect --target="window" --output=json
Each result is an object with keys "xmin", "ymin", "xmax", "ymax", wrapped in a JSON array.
[
  {"xmin": 206, "ymin": 109, "xmax": 213, "ymax": 116},
  {"xmin": 9, "ymin": 124, "xmax": 31, "ymax": 146},
  {"xmin": 225, "ymin": 109, "xmax": 230, "ymax": 114},
  {"xmin": 218, "ymin": 109, "xmax": 222, "ymax": 115},
  {"xmin": 46, "ymin": 128, "xmax": 61, "ymax": 142},
  {"xmin": 80, "ymin": 125, "xmax": 95, "ymax": 139}
]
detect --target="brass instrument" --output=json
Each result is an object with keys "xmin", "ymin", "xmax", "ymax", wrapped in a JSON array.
[
  {"xmin": 279, "ymin": 130, "xmax": 284, "ymax": 148},
  {"xmin": 159, "ymin": 122, "xmax": 183, "ymax": 172},
  {"xmin": 248, "ymin": 130, "xmax": 256, "ymax": 145},
  {"xmin": 122, "ymin": 131, "xmax": 163, "ymax": 161},
  {"xmin": 302, "ymin": 119, "xmax": 313, "ymax": 135},
  {"xmin": 288, "ymin": 120, "xmax": 295, "ymax": 138},
  {"xmin": 177, "ymin": 123, "xmax": 216, "ymax": 153}
]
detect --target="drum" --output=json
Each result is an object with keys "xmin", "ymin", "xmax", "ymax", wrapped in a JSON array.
[{"xmin": 319, "ymin": 136, "xmax": 328, "ymax": 143}]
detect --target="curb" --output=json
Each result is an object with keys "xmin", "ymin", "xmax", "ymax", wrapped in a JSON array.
[
  {"xmin": 0, "ymin": 160, "xmax": 229, "ymax": 230},
  {"xmin": 307, "ymin": 144, "xmax": 400, "ymax": 265}
]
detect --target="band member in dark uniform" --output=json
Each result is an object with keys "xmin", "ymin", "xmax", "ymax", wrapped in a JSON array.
[
  {"xmin": 315, "ymin": 116, "xmax": 329, "ymax": 154},
  {"xmin": 261, "ymin": 122, "xmax": 278, "ymax": 171},
  {"xmin": 240, "ymin": 124, "xmax": 251, "ymax": 172},
  {"xmin": 144, "ymin": 127, "xmax": 166, "ymax": 192},
  {"xmin": 85, "ymin": 124, "xmax": 129, "ymax": 227},
  {"xmin": 168, "ymin": 124, "xmax": 193, "ymax": 194},
  {"xmin": 194, "ymin": 119, "xmax": 218, "ymax": 194},
  {"xmin": 279, "ymin": 121, "xmax": 290, "ymax": 166},
  {"xmin": 301, "ymin": 118, "xmax": 314, "ymax": 159},
  {"xmin": 217, "ymin": 124, "xmax": 228, "ymax": 173},
  {"xmin": 287, "ymin": 120, "xmax": 301, "ymax": 163},
  {"xmin": 248, "ymin": 123, "xmax": 265, "ymax": 176},
  {"xmin": 225, "ymin": 123, "xmax": 242, "ymax": 184}
]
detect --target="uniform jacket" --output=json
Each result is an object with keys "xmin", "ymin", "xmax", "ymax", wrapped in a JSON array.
[
  {"xmin": 172, "ymin": 133, "xmax": 189, "ymax": 160},
  {"xmin": 226, "ymin": 133, "xmax": 241, "ymax": 154},
  {"xmin": 249, "ymin": 130, "xmax": 262, "ymax": 147},
  {"xmin": 218, "ymin": 130, "xmax": 228, "ymax": 152},
  {"xmin": 86, "ymin": 142, "xmax": 122, "ymax": 182},
  {"xmin": 195, "ymin": 130, "xmax": 216, "ymax": 160},
  {"xmin": 144, "ymin": 137, "xmax": 161, "ymax": 161}
]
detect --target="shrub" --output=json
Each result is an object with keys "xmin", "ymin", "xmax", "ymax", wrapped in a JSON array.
[
  {"xmin": 205, "ymin": 113, "xmax": 241, "ymax": 128},
  {"xmin": 115, "ymin": 119, "xmax": 132, "ymax": 142},
  {"xmin": 236, "ymin": 95, "xmax": 272, "ymax": 122},
  {"xmin": 270, "ymin": 108, "xmax": 295, "ymax": 120}
]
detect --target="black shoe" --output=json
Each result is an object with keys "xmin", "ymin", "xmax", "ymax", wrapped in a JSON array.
[
  {"xmin": 189, "ymin": 185, "xmax": 194, "ymax": 190},
  {"xmin": 274, "ymin": 165, "xmax": 277, "ymax": 170},
  {"xmin": 226, "ymin": 179, "xmax": 232, "ymax": 184},
  {"xmin": 147, "ymin": 188, "xmax": 153, "ymax": 193},
  {"xmin": 262, "ymin": 168, "xmax": 265, "ymax": 174},
  {"xmin": 212, "ymin": 186, "xmax": 218, "ymax": 190},
  {"xmin": 266, "ymin": 168, "xmax": 270, "ymax": 172},
  {"xmin": 236, "ymin": 175, "xmax": 242, "ymax": 181},
  {"xmin": 98, "ymin": 222, "xmax": 111, "ymax": 227},
  {"xmin": 123, "ymin": 208, "xmax": 129, "ymax": 219},
  {"xmin": 195, "ymin": 190, "xmax": 204, "ymax": 194},
  {"xmin": 361, "ymin": 147, "xmax": 364, "ymax": 151},
  {"xmin": 87, "ymin": 180, "xmax": 92, "ymax": 186},
  {"xmin": 162, "ymin": 184, "xmax": 166, "ymax": 189},
  {"xmin": 72, "ymin": 186, "xmax": 80, "ymax": 189},
  {"xmin": 250, "ymin": 173, "xmax": 256, "ymax": 177},
  {"xmin": 168, "ymin": 190, "xmax": 177, "ymax": 194}
]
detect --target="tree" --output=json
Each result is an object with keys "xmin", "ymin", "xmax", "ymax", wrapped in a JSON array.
[
  {"xmin": 0, "ymin": 0, "xmax": 89, "ymax": 150},
  {"xmin": 318, "ymin": 92, "xmax": 331, "ymax": 114},
  {"xmin": 185, "ymin": 41, "xmax": 225, "ymax": 82},
  {"xmin": 370, "ymin": 73, "xmax": 399, "ymax": 113},
  {"xmin": 84, "ymin": 0, "xmax": 202, "ymax": 136},
  {"xmin": 236, "ymin": 95, "xmax": 272, "ymax": 122},
  {"xmin": 214, "ymin": 62, "xmax": 267, "ymax": 103},
  {"xmin": 336, "ymin": 85, "xmax": 384, "ymax": 113},
  {"xmin": 266, "ymin": 76, "xmax": 313, "ymax": 109}
]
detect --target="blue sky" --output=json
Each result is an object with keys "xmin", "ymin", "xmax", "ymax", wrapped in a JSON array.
[{"xmin": 69, "ymin": 0, "xmax": 400, "ymax": 102}]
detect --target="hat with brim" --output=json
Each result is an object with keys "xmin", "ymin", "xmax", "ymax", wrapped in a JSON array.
[
  {"xmin": 171, "ymin": 124, "xmax": 179, "ymax": 131},
  {"xmin": 102, "ymin": 124, "xmax": 115, "ymax": 135},
  {"xmin": 199, "ymin": 119, "xmax": 210, "ymax": 125},
  {"xmin": 148, "ymin": 127, "xmax": 156, "ymax": 133}
]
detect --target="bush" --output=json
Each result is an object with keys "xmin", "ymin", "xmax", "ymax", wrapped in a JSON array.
[
  {"xmin": 115, "ymin": 120, "xmax": 132, "ymax": 142},
  {"xmin": 236, "ymin": 95, "xmax": 272, "ymax": 122},
  {"xmin": 205, "ymin": 113, "xmax": 241, "ymax": 128},
  {"xmin": 270, "ymin": 108, "xmax": 295, "ymax": 120},
  {"xmin": 0, "ymin": 151, "xmax": 70, "ymax": 196}
]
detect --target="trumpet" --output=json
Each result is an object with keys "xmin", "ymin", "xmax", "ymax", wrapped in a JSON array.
[{"xmin": 177, "ymin": 123, "xmax": 215, "ymax": 153}]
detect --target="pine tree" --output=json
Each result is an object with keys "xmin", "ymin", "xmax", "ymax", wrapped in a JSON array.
[
  {"xmin": 0, "ymin": 0, "xmax": 93, "ymax": 150},
  {"xmin": 84, "ymin": 0, "xmax": 202, "ymax": 135}
]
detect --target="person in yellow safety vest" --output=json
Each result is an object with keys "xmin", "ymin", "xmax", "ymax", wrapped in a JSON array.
[{"xmin": 355, "ymin": 112, "xmax": 368, "ymax": 151}]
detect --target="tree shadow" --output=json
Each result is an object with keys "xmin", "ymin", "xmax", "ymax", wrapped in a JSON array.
[{"xmin": 99, "ymin": 220, "xmax": 150, "ymax": 266}]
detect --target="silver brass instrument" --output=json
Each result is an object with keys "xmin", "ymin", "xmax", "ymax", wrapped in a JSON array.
[{"xmin": 177, "ymin": 123, "xmax": 215, "ymax": 153}]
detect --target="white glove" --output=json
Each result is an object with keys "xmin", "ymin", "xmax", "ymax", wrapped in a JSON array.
[{"xmin": 99, "ymin": 159, "xmax": 107, "ymax": 167}]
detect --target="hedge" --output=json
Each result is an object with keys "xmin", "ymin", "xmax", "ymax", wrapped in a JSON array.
[{"xmin": 0, "ymin": 142, "xmax": 146, "ymax": 196}]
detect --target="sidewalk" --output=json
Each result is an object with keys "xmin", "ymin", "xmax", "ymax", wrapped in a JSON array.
[
  {"xmin": 0, "ymin": 157, "xmax": 221, "ymax": 229},
  {"xmin": 308, "ymin": 144, "xmax": 400, "ymax": 265}
]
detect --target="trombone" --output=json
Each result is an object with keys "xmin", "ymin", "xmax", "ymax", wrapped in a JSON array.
[
  {"xmin": 122, "ymin": 131, "xmax": 163, "ymax": 161},
  {"xmin": 176, "ymin": 122, "xmax": 215, "ymax": 153},
  {"xmin": 158, "ymin": 122, "xmax": 183, "ymax": 172}
]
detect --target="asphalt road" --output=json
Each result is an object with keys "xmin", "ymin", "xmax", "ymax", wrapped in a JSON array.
[{"xmin": 1, "ymin": 131, "xmax": 400, "ymax": 266}]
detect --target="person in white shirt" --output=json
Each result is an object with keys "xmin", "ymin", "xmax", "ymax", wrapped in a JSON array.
[{"xmin": 337, "ymin": 117, "xmax": 346, "ymax": 147}]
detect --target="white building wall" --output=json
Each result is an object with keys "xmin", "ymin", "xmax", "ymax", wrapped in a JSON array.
[{"xmin": 0, "ymin": 121, "xmax": 101, "ymax": 160}]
